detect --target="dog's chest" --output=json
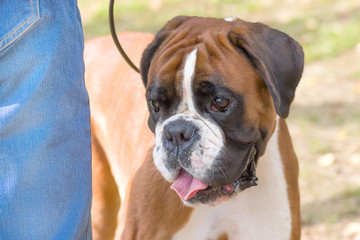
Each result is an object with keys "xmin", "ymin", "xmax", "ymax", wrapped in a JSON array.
[
  {"xmin": 172, "ymin": 196, "xmax": 289, "ymax": 240},
  {"xmin": 172, "ymin": 125, "xmax": 292, "ymax": 240}
]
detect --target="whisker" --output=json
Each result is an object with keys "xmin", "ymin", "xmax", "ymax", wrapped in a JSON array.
[{"xmin": 218, "ymin": 165, "xmax": 228, "ymax": 183}]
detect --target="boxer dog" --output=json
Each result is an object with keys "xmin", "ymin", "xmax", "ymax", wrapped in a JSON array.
[{"xmin": 85, "ymin": 16, "xmax": 304, "ymax": 240}]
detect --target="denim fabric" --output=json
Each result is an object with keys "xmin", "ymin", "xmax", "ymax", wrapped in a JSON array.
[
  {"xmin": 0, "ymin": 1, "xmax": 92, "ymax": 239},
  {"xmin": 0, "ymin": 0, "xmax": 40, "ymax": 54}
]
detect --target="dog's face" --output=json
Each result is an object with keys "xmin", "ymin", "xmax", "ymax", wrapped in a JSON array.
[{"xmin": 140, "ymin": 17, "xmax": 304, "ymax": 205}]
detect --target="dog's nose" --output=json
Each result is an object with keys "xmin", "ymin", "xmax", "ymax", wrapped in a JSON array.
[{"xmin": 163, "ymin": 119, "xmax": 197, "ymax": 150}]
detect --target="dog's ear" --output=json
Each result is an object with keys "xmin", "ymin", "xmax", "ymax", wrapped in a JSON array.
[
  {"xmin": 228, "ymin": 21, "xmax": 304, "ymax": 118},
  {"xmin": 140, "ymin": 16, "xmax": 191, "ymax": 87}
]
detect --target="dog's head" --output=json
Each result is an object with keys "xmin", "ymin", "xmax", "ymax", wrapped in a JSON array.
[{"xmin": 140, "ymin": 16, "xmax": 303, "ymax": 206}]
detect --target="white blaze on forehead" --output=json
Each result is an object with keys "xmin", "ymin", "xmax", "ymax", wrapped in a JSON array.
[
  {"xmin": 182, "ymin": 48, "xmax": 198, "ymax": 113},
  {"xmin": 179, "ymin": 48, "xmax": 223, "ymax": 140}
]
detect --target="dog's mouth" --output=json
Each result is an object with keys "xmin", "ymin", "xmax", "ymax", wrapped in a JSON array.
[{"xmin": 170, "ymin": 146, "xmax": 258, "ymax": 205}]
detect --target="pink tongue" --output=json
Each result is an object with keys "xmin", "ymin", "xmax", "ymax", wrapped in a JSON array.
[{"xmin": 170, "ymin": 170, "xmax": 208, "ymax": 201}]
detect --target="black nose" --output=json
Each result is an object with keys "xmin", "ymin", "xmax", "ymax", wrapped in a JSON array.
[{"xmin": 163, "ymin": 119, "xmax": 197, "ymax": 150}]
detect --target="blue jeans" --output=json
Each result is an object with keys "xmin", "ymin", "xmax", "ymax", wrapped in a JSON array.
[{"xmin": 0, "ymin": 1, "xmax": 92, "ymax": 239}]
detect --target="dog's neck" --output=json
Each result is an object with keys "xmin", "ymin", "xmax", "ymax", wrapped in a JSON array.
[{"xmin": 172, "ymin": 118, "xmax": 292, "ymax": 240}]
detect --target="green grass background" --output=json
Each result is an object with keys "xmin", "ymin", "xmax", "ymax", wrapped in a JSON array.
[{"xmin": 79, "ymin": 0, "xmax": 360, "ymax": 63}]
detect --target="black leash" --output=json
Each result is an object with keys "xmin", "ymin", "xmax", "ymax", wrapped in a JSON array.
[{"xmin": 109, "ymin": 0, "xmax": 140, "ymax": 73}]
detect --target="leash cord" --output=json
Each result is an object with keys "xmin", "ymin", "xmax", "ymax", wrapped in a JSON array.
[{"xmin": 109, "ymin": 0, "xmax": 140, "ymax": 73}]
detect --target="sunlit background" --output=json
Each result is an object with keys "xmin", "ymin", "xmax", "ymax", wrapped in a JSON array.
[{"xmin": 78, "ymin": 0, "xmax": 360, "ymax": 239}]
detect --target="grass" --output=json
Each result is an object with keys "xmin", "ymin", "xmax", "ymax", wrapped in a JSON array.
[
  {"xmin": 79, "ymin": 0, "xmax": 360, "ymax": 63},
  {"xmin": 302, "ymin": 187, "xmax": 360, "ymax": 226}
]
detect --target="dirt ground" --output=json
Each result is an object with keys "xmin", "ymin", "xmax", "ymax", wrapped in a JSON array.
[{"xmin": 288, "ymin": 46, "xmax": 360, "ymax": 239}]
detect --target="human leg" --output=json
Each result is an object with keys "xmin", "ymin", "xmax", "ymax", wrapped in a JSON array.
[{"xmin": 0, "ymin": 1, "xmax": 92, "ymax": 239}]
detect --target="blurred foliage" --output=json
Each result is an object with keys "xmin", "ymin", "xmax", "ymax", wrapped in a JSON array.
[{"xmin": 79, "ymin": 0, "xmax": 360, "ymax": 63}]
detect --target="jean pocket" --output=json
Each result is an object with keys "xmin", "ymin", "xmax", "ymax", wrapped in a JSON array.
[{"xmin": 0, "ymin": 0, "xmax": 40, "ymax": 53}]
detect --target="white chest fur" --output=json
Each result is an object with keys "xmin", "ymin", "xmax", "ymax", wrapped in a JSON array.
[{"xmin": 172, "ymin": 121, "xmax": 292, "ymax": 240}]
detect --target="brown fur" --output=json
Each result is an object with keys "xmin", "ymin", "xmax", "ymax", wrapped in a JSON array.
[
  {"xmin": 278, "ymin": 118, "xmax": 301, "ymax": 239},
  {"xmin": 85, "ymin": 33, "xmax": 193, "ymax": 240},
  {"xmin": 216, "ymin": 233, "xmax": 229, "ymax": 240},
  {"xmin": 121, "ymin": 149, "xmax": 193, "ymax": 239},
  {"xmin": 85, "ymin": 17, "xmax": 302, "ymax": 239},
  {"xmin": 91, "ymin": 128, "xmax": 120, "ymax": 240}
]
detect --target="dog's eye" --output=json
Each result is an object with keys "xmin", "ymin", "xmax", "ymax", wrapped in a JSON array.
[
  {"xmin": 150, "ymin": 100, "xmax": 160, "ymax": 113},
  {"xmin": 211, "ymin": 96, "xmax": 231, "ymax": 112}
]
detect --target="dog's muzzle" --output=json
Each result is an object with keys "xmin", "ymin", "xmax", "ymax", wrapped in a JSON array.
[
  {"xmin": 156, "ymin": 118, "xmax": 259, "ymax": 205},
  {"xmin": 163, "ymin": 119, "xmax": 199, "ymax": 154}
]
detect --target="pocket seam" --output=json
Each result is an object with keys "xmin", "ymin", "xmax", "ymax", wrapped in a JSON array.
[{"xmin": 0, "ymin": 0, "xmax": 40, "ymax": 51}]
